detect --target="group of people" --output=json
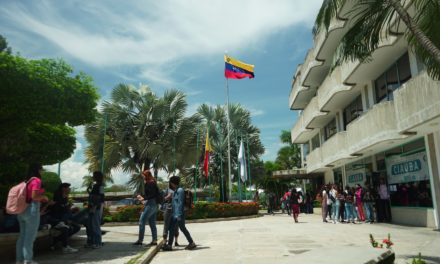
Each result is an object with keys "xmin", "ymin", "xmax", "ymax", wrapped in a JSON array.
[
  {"xmin": 11, "ymin": 164, "xmax": 196, "ymax": 264},
  {"xmin": 132, "ymin": 169, "xmax": 196, "ymax": 251},
  {"xmin": 12, "ymin": 164, "xmax": 104, "ymax": 264},
  {"xmin": 319, "ymin": 179, "xmax": 392, "ymax": 224}
]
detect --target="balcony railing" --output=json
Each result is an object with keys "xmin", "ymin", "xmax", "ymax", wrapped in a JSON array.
[
  {"xmin": 321, "ymin": 132, "xmax": 350, "ymax": 166},
  {"xmin": 306, "ymin": 147, "xmax": 322, "ymax": 173},
  {"xmin": 394, "ymin": 71, "xmax": 440, "ymax": 133},
  {"xmin": 346, "ymin": 101, "xmax": 403, "ymax": 155}
]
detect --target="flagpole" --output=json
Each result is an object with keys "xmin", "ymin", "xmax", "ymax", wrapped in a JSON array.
[
  {"xmin": 246, "ymin": 135, "xmax": 252, "ymax": 198},
  {"xmin": 236, "ymin": 135, "xmax": 241, "ymax": 202},
  {"xmin": 194, "ymin": 127, "xmax": 199, "ymax": 202},
  {"xmin": 226, "ymin": 76, "xmax": 232, "ymax": 202},
  {"xmin": 217, "ymin": 123, "xmax": 224, "ymax": 202},
  {"xmin": 100, "ymin": 113, "xmax": 107, "ymax": 173}
]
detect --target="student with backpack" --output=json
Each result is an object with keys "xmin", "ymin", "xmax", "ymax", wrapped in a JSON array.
[
  {"xmin": 133, "ymin": 169, "xmax": 159, "ymax": 246},
  {"xmin": 161, "ymin": 183, "xmax": 179, "ymax": 246},
  {"xmin": 15, "ymin": 163, "xmax": 49, "ymax": 264},
  {"xmin": 162, "ymin": 176, "xmax": 196, "ymax": 251}
]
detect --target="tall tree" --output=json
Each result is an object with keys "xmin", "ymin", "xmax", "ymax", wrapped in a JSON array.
[
  {"xmin": 0, "ymin": 36, "xmax": 98, "ymax": 186},
  {"xmin": 314, "ymin": 0, "xmax": 440, "ymax": 79},
  {"xmin": 275, "ymin": 130, "xmax": 301, "ymax": 169},
  {"xmin": 191, "ymin": 103, "xmax": 265, "ymax": 200},
  {"xmin": 84, "ymin": 84, "xmax": 199, "ymax": 186}
]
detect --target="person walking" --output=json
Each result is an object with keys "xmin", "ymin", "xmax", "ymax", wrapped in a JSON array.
[
  {"xmin": 289, "ymin": 188, "xmax": 301, "ymax": 223},
  {"xmin": 161, "ymin": 184, "xmax": 179, "ymax": 246},
  {"xmin": 162, "ymin": 176, "xmax": 196, "ymax": 251},
  {"xmin": 282, "ymin": 190, "xmax": 291, "ymax": 215},
  {"xmin": 86, "ymin": 171, "xmax": 105, "ymax": 249},
  {"xmin": 16, "ymin": 163, "xmax": 49, "ymax": 264},
  {"xmin": 133, "ymin": 170, "xmax": 159, "ymax": 246}
]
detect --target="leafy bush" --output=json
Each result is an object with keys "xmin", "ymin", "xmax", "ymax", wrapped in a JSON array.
[{"xmin": 107, "ymin": 202, "xmax": 259, "ymax": 222}]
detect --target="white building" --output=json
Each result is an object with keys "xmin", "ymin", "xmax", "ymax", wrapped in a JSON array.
[{"xmin": 289, "ymin": 2, "xmax": 440, "ymax": 228}]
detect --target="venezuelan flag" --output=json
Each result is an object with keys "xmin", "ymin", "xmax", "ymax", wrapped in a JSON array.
[{"xmin": 224, "ymin": 55, "xmax": 254, "ymax": 79}]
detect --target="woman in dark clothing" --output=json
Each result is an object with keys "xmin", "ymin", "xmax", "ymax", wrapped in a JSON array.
[
  {"xmin": 133, "ymin": 170, "xmax": 159, "ymax": 246},
  {"xmin": 86, "ymin": 171, "xmax": 105, "ymax": 249},
  {"xmin": 290, "ymin": 189, "xmax": 300, "ymax": 223}
]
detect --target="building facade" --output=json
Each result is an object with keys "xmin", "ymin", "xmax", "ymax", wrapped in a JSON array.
[{"xmin": 289, "ymin": 2, "xmax": 440, "ymax": 228}]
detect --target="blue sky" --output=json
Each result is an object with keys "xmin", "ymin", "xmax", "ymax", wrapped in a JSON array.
[{"xmin": 0, "ymin": 0, "xmax": 321, "ymax": 188}]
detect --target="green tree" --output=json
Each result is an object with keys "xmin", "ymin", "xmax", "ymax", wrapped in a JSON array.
[
  {"xmin": 84, "ymin": 84, "xmax": 199, "ymax": 187},
  {"xmin": 314, "ymin": 0, "xmax": 440, "ymax": 79},
  {"xmin": 190, "ymin": 103, "xmax": 265, "ymax": 201},
  {"xmin": 0, "ymin": 36, "xmax": 99, "ymax": 204},
  {"xmin": 41, "ymin": 171, "xmax": 62, "ymax": 194},
  {"xmin": 275, "ymin": 130, "xmax": 301, "ymax": 169}
]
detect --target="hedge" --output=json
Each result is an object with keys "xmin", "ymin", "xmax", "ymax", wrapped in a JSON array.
[{"xmin": 104, "ymin": 202, "xmax": 259, "ymax": 222}]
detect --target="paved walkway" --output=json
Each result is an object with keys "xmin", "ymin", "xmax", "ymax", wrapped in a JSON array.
[
  {"xmin": 6, "ymin": 213, "xmax": 440, "ymax": 263},
  {"xmin": 152, "ymin": 213, "xmax": 440, "ymax": 264}
]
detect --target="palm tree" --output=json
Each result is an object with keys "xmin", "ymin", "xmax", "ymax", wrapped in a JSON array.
[
  {"xmin": 191, "ymin": 103, "xmax": 265, "ymax": 200},
  {"xmin": 84, "ymin": 84, "xmax": 199, "ymax": 187},
  {"xmin": 275, "ymin": 130, "xmax": 301, "ymax": 169},
  {"xmin": 314, "ymin": 0, "xmax": 440, "ymax": 79}
]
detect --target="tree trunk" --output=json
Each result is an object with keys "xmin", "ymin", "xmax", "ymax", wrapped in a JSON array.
[{"xmin": 389, "ymin": 0, "xmax": 440, "ymax": 64}]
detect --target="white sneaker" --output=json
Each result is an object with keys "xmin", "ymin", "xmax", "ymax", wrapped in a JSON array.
[
  {"xmin": 63, "ymin": 245, "xmax": 79, "ymax": 253},
  {"xmin": 55, "ymin": 221, "xmax": 69, "ymax": 229},
  {"xmin": 24, "ymin": 261, "xmax": 39, "ymax": 264}
]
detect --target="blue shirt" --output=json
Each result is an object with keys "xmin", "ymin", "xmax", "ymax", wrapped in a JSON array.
[{"xmin": 172, "ymin": 187, "xmax": 184, "ymax": 219}]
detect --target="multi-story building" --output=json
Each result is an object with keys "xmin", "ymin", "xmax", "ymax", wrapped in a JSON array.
[{"xmin": 289, "ymin": 2, "xmax": 440, "ymax": 228}]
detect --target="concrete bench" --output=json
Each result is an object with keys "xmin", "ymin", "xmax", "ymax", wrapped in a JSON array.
[{"xmin": 0, "ymin": 228, "xmax": 61, "ymax": 260}]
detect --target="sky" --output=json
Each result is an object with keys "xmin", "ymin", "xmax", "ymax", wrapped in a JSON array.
[{"xmin": 0, "ymin": 0, "xmax": 322, "ymax": 188}]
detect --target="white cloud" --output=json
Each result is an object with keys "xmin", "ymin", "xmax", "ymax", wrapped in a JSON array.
[
  {"xmin": 44, "ymin": 141, "xmax": 89, "ymax": 189},
  {"xmin": 0, "ymin": 1, "xmax": 321, "ymax": 68}
]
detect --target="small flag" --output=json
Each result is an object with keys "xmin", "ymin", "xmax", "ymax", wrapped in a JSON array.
[
  {"xmin": 203, "ymin": 129, "xmax": 212, "ymax": 179},
  {"xmin": 238, "ymin": 140, "xmax": 247, "ymax": 182},
  {"xmin": 224, "ymin": 55, "xmax": 254, "ymax": 79}
]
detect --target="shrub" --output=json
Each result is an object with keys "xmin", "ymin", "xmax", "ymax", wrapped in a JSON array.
[{"xmin": 107, "ymin": 202, "xmax": 259, "ymax": 222}]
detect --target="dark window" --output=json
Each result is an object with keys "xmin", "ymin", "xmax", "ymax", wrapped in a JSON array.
[
  {"xmin": 343, "ymin": 95, "xmax": 363, "ymax": 129},
  {"xmin": 311, "ymin": 134, "xmax": 320, "ymax": 150},
  {"xmin": 324, "ymin": 118, "xmax": 337, "ymax": 140},
  {"xmin": 374, "ymin": 52, "xmax": 412, "ymax": 103}
]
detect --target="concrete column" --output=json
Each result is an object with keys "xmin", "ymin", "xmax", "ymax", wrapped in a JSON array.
[
  {"xmin": 361, "ymin": 84, "xmax": 368, "ymax": 111},
  {"xmin": 408, "ymin": 48, "xmax": 420, "ymax": 76},
  {"xmin": 367, "ymin": 81, "xmax": 375, "ymax": 106},
  {"xmin": 337, "ymin": 109, "xmax": 344, "ymax": 131},
  {"xmin": 324, "ymin": 169, "xmax": 334, "ymax": 184},
  {"xmin": 425, "ymin": 132, "xmax": 440, "ymax": 230},
  {"xmin": 342, "ymin": 165, "xmax": 347, "ymax": 188}
]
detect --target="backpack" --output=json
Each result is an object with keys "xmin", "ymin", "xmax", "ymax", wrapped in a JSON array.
[
  {"xmin": 183, "ymin": 190, "xmax": 193, "ymax": 211},
  {"xmin": 6, "ymin": 177, "xmax": 36, "ymax": 215}
]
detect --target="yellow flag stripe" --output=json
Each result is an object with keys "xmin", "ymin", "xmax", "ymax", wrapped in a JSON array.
[{"xmin": 224, "ymin": 55, "xmax": 254, "ymax": 73}]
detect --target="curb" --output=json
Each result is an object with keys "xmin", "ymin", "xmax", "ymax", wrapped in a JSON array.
[
  {"xmin": 105, "ymin": 214, "xmax": 262, "ymax": 227},
  {"xmin": 130, "ymin": 239, "xmax": 165, "ymax": 264}
]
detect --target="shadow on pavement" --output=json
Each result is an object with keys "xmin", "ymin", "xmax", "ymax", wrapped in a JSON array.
[{"xmin": 402, "ymin": 254, "xmax": 440, "ymax": 264}]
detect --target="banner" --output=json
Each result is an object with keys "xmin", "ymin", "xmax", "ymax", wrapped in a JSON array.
[
  {"xmin": 385, "ymin": 151, "xmax": 429, "ymax": 184},
  {"xmin": 346, "ymin": 168, "xmax": 366, "ymax": 187}
]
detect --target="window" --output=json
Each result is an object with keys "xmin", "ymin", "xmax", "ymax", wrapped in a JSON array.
[
  {"xmin": 343, "ymin": 95, "xmax": 363, "ymax": 129},
  {"xmin": 324, "ymin": 118, "xmax": 337, "ymax": 140},
  {"xmin": 311, "ymin": 134, "xmax": 320, "ymax": 151},
  {"xmin": 374, "ymin": 53, "xmax": 412, "ymax": 103}
]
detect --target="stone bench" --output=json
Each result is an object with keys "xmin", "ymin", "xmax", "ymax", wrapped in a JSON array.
[{"xmin": 0, "ymin": 228, "xmax": 62, "ymax": 260}]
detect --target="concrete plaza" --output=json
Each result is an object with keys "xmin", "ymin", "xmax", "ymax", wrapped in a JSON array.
[{"xmin": 6, "ymin": 213, "xmax": 440, "ymax": 264}]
